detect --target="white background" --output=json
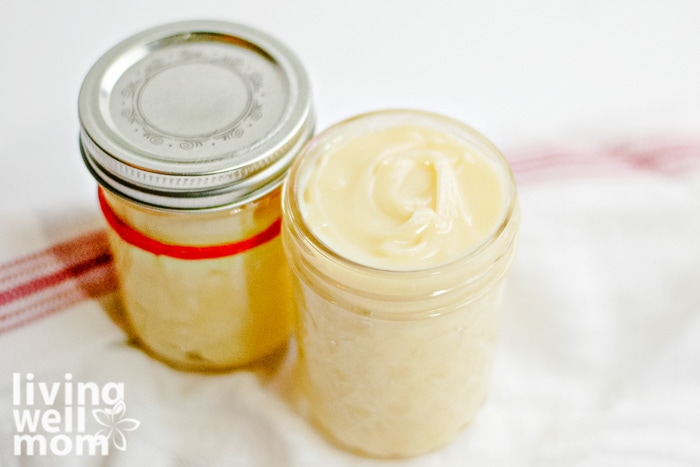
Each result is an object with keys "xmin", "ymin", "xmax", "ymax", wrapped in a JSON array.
[
  {"xmin": 2, "ymin": 0, "xmax": 700, "ymax": 213},
  {"xmin": 2, "ymin": 2, "xmax": 700, "ymax": 466}
]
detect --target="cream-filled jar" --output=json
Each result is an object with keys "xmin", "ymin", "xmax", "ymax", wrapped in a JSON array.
[
  {"xmin": 282, "ymin": 110, "xmax": 520, "ymax": 457},
  {"xmin": 79, "ymin": 21, "xmax": 313, "ymax": 371}
]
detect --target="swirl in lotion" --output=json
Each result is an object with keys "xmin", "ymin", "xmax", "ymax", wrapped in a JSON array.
[{"xmin": 301, "ymin": 124, "xmax": 508, "ymax": 270}]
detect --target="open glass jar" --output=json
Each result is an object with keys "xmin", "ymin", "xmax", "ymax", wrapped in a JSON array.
[
  {"xmin": 79, "ymin": 20, "xmax": 314, "ymax": 371},
  {"xmin": 282, "ymin": 110, "xmax": 520, "ymax": 457}
]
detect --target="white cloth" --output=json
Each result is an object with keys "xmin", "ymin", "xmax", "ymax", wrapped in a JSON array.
[{"xmin": 1, "ymin": 140, "xmax": 699, "ymax": 466}]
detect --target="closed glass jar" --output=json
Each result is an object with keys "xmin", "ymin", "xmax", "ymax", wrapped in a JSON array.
[
  {"xmin": 78, "ymin": 21, "xmax": 314, "ymax": 371},
  {"xmin": 282, "ymin": 110, "xmax": 520, "ymax": 457}
]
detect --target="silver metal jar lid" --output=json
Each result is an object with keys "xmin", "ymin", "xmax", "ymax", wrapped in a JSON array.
[{"xmin": 79, "ymin": 20, "xmax": 314, "ymax": 210}]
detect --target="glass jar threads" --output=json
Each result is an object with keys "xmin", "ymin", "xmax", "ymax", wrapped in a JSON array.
[
  {"xmin": 282, "ymin": 110, "xmax": 520, "ymax": 457},
  {"xmin": 79, "ymin": 20, "xmax": 314, "ymax": 371}
]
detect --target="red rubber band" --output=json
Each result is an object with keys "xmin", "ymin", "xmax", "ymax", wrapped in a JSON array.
[{"xmin": 98, "ymin": 188, "xmax": 281, "ymax": 260}]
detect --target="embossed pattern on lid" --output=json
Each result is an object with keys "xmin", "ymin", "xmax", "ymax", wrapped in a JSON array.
[{"xmin": 79, "ymin": 20, "xmax": 313, "ymax": 210}]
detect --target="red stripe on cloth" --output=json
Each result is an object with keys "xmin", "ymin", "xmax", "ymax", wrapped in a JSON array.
[
  {"xmin": 98, "ymin": 188, "xmax": 282, "ymax": 260},
  {"xmin": 0, "ymin": 260, "xmax": 115, "ymax": 335},
  {"xmin": 0, "ymin": 230, "xmax": 110, "ymax": 291},
  {"xmin": 506, "ymin": 139, "xmax": 700, "ymax": 184},
  {"xmin": 0, "ymin": 229, "xmax": 117, "ymax": 334},
  {"xmin": 0, "ymin": 253, "xmax": 112, "ymax": 307},
  {"xmin": 608, "ymin": 140, "xmax": 700, "ymax": 174}
]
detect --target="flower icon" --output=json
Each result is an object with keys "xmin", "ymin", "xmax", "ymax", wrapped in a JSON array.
[{"xmin": 93, "ymin": 400, "xmax": 140, "ymax": 451}]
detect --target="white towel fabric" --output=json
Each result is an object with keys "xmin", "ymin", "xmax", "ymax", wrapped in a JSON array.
[{"xmin": 1, "ymin": 140, "xmax": 699, "ymax": 467}]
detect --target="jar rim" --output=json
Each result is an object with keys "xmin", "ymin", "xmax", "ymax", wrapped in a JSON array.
[{"xmin": 283, "ymin": 108, "xmax": 520, "ymax": 277}]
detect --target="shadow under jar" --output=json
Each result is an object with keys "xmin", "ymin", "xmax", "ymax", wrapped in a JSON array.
[
  {"xmin": 78, "ymin": 20, "xmax": 314, "ymax": 371},
  {"xmin": 282, "ymin": 110, "xmax": 520, "ymax": 457}
]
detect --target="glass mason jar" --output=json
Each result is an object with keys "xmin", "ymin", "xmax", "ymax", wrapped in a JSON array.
[
  {"xmin": 78, "ymin": 21, "xmax": 314, "ymax": 371},
  {"xmin": 282, "ymin": 110, "xmax": 520, "ymax": 457}
]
